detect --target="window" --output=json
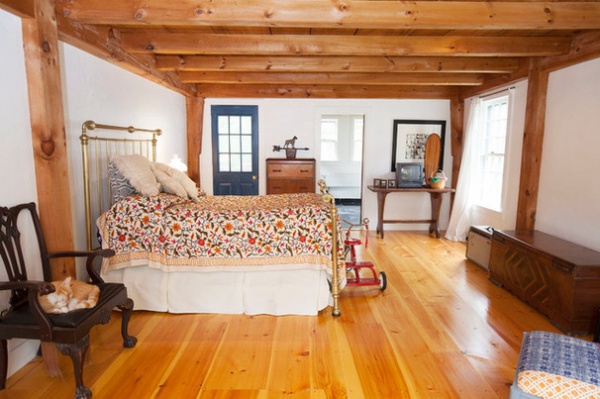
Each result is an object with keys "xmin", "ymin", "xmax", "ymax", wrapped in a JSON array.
[
  {"xmin": 320, "ymin": 115, "xmax": 364, "ymax": 162},
  {"xmin": 217, "ymin": 114, "xmax": 253, "ymax": 172},
  {"xmin": 320, "ymin": 118, "xmax": 339, "ymax": 161},
  {"xmin": 475, "ymin": 95, "xmax": 509, "ymax": 211},
  {"xmin": 352, "ymin": 117, "xmax": 364, "ymax": 162}
]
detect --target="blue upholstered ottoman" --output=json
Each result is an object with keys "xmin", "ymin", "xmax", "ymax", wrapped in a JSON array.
[{"xmin": 510, "ymin": 331, "xmax": 600, "ymax": 399}]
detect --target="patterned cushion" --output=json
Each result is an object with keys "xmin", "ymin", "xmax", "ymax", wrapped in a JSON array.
[
  {"xmin": 518, "ymin": 370, "xmax": 600, "ymax": 398},
  {"xmin": 515, "ymin": 331, "xmax": 600, "ymax": 399},
  {"xmin": 108, "ymin": 161, "xmax": 137, "ymax": 203}
]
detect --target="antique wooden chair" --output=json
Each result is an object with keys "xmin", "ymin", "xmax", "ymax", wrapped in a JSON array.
[{"xmin": 0, "ymin": 202, "xmax": 137, "ymax": 399}]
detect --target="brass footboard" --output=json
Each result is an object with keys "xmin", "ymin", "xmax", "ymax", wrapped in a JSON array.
[{"xmin": 318, "ymin": 179, "xmax": 341, "ymax": 317}]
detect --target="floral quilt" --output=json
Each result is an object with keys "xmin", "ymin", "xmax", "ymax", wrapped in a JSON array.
[{"xmin": 97, "ymin": 193, "xmax": 345, "ymax": 274}]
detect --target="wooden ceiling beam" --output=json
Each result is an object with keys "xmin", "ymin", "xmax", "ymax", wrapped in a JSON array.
[
  {"xmin": 58, "ymin": 0, "xmax": 600, "ymax": 30},
  {"xmin": 196, "ymin": 83, "xmax": 458, "ymax": 99},
  {"xmin": 0, "ymin": 0, "xmax": 34, "ymax": 18},
  {"xmin": 55, "ymin": 16, "xmax": 197, "ymax": 96},
  {"xmin": 179, "ymin": 71, "xmax": 484, "ymax": 86},
  {"xmin": 121, "ymin": 32, "xmax": 571, "ymax": 57},
  {"xmin": 156, "ymin": 55, "xmax": 520, "ymax": 74}
]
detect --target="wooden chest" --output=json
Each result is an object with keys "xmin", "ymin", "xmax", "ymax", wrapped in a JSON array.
[
  {"xmin": 266, "ymin": 158, "xmax": 316, "ymax": 194},
  {"xmin": 489, "ymin": 229, "xmax": 600, "ymax": 334}
]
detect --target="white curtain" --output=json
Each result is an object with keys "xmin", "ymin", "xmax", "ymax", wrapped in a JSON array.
[{"xmin": 445, "ymin": 97, "xmax": 483, "ymax": 241}]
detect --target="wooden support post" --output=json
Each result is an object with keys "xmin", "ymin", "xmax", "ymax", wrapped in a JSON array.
[
  {"xmin": 449, "ymin": 96, "xmax": 464, "ymax": 206},
  {"xmin": 21, "ymin": 0, "xmax": 75, "ymax": 378},
  {"xmin": 516, "ymin": 59, "xmax": 549, "ymax": 231},
  {"xmin": 186, "ymin": 96, "xmax": 204, "ymax": 185}
]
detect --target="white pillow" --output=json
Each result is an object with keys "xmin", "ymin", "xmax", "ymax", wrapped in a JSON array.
[
  {"xmin": 150, "ymin": 163, "xmax": 188, "ymax": 198},
  {"xmin": 111, "ymin": 154, "xmax": 160, "ymax": 197},
  {"xmin": 152, "ymin": 162, "xmax": 200, "ymax": 202}
]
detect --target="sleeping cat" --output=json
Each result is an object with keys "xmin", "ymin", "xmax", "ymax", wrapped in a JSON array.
[{"xmin": 38, "ymin": 277, "xmax": 101, "ymax": 314}]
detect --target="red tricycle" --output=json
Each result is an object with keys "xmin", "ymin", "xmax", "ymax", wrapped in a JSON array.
[{"xmin": 342, "ymin": 218, "xmax": 387, "ymax": 291}]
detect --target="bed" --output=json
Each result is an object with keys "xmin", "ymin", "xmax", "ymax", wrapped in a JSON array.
[{"xmin": 80, "ymin": 120, "xmax": 343, "ymax": 316}]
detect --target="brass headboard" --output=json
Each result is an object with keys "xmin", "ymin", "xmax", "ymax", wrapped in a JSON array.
[{"xmin": 80, "ymin": 120, "xmax": 162, "ymax": 250}]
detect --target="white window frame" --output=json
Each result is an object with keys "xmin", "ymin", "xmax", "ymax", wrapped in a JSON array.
[{"xmin": 473, "ymin": 92, "xmax": 512, "ymax": 213}]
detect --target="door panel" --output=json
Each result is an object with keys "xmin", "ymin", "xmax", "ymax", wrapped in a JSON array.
[{"xmin": 211, "ymin": 105, "xmax": 259, "ymax": 195}]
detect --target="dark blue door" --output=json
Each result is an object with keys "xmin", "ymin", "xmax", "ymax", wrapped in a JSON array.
[{"xmin": 211, "ymin": 105, "xmax": 259, "ymax": 195}]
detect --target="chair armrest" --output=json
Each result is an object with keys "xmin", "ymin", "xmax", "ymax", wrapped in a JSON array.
[
  {"xmin": 47, "ymin": 248, "xmax": 115, "ymax": 284},
  {"xmin": 0, "ymin": 281, "xmax": 55, "ymax": 341},
  {"xmin": 0, "ymin": 280, "xmax": 55, "ymax": 294}
]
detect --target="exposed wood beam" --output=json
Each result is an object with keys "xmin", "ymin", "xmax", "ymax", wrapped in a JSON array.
[
  {"xmin": 58, "ymin": 1, "xmax": 600, "ymax": 30},
  {"xmin": 186, "ymin": 97, "xmax": 204, "ymax": 186},
  {"xmin": 450, "ymin": 97, "xmax": 464, "ymax": 194},
  {"xmin": 538, "ymin": 30, "xmax": 600, "ymax": 73},
  {"xmin": 516, "ymin": 59, "xmax": 548, "ymax": 231},
  {"xmin": 54, "ymin": 15, "xmax": 197, "ymax": 96},
  {"xmin": 459, "ymin": 59, "xmax": 530, "ymax": 100},
  {"xmin": 180, "ymin": 71, "xmax": 484, "ymax": 86},
  {"xmin": 157, "ymin": 55, "xmax": 520, "ymax": 74},
  {"xmin": 0, "ymin": 0, "xmax": 34, "ymax": 18},
  {"xmin": 22, "ymin": 0, "xmax": 75, "ymax": 281},
  {"xmin": 196, "ymin": 84, "xmax": 458, "ymax": 99},
  {"xmin": 121, "ymin": 32, "xmax": 571, "ymax": 57}
]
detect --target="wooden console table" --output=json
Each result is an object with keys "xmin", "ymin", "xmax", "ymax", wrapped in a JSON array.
[{"xmin": 367, "ymin": 185, "xmax": 455, "ymax": 238}]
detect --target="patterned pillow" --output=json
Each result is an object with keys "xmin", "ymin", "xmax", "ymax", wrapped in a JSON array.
[{"xmin": 108, "ymin": 161, "xmax": 137, "ymax": 203}]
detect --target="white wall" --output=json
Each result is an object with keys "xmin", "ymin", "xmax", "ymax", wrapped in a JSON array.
[
  {"xmin": 201, "ymin": 98, "xmax": 453, "ymax": 231},
  {"xmin": 60, "ymin": 43, "xmax": 187, "ymax": 267},
  {"xmin": 0, "ymin": 9, "xmax": 46, "ymax": 378},
  {"xmin": 536, "ymin": 57, "xmax": 600, "ymax": 251}
]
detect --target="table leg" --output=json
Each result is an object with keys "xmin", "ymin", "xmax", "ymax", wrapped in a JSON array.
[
  {"xmin": 376, "ymin": 191, "xmax": 388, "ymax": 238},
  {"xmin": 429, "ymin": 192, "xmax": 443, "ymax": 238}
]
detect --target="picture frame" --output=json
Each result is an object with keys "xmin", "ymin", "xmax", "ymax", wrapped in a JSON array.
[
  {"xmin": 373, "ymin": 178, "xmax": 382, "ymax": 187},
  {"xmin": 387, "ymin": 179, "xmax": 396, "ymax": 188},
  {"xmin": 379, "ymin": 179, "xmax": 388, "ymax": 188},
  {"xmin": 391, "ymin": 119, "xmax": 446, "ymax": 172}
]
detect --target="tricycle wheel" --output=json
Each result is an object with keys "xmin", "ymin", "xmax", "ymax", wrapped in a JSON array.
[{"xmin": 378, "ymin": 271, "xmax": 387, "ymax": 291}]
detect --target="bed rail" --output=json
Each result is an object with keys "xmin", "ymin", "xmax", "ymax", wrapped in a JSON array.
[
  {"xmin": 80, "ymin": 120, "xmax": 162, "ymax": 250},
  {"xmin": 318, "ymin": 179, "xmax": 341, "ymax": 317}
]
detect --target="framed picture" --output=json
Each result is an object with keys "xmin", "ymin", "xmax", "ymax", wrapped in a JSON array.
[
  {"xmin": 379, "ymin": 179, "xmax": 388, "ymax": 188},
  {"xmin": 373, "ymin": 178, "xmax": 382, "ymax": 187},
  {"xmin": 391, "ymin": 119, "xmax": 446, "ymax": 172},
  {"xmin": 387, "ymin": 179, "xmax": 396, "ymax": 188}
]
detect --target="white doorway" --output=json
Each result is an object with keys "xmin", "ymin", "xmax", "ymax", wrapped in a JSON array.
[{"xmin": 319, "ymin": 114, "xmax": 364, "ymax": 226}]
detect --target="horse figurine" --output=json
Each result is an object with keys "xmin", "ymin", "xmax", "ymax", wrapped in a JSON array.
[{"xmin": 283, "ymin": 136, "xmax": 298, "ymax": 148}]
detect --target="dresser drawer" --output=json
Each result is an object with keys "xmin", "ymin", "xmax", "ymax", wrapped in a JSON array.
[
  {"xmin": 267, "ymin": 162, "xmax": 314, "ymax": 179},
  {"xmin": 267, "ymin": 179, "xmax": 315, "ymax": 194}
]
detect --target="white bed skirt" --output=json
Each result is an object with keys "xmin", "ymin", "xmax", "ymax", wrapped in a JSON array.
[{"xmin": 101, "ymin": 265, "xmax": 333, "ymax": 316}]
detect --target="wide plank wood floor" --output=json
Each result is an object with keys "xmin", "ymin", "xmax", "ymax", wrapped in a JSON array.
[{"xmin": 1, "ymin": 231, "xmax": 579, "ymax": 398}]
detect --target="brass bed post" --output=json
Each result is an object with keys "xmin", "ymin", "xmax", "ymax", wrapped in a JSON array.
[
  {"xmin": 79, "ymin": 120, "xmax": 162, "ymax": 250},
  {"xmin": 80, "ymin": 121, "xmax": 93, "ymax": 250},
  {"xmin": 318, "ymin": 179, "xmax": 341, "ymax": 317}
]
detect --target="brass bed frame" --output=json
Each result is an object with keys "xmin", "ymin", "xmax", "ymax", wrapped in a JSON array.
[{"xmin": 79, "ymin": 120, "xmax": 341, "ymax": 316}]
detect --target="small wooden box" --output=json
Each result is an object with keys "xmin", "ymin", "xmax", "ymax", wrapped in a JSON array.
[{"xmin": 466, "ymin": 226, "xmax": 493, "ymax": 270}]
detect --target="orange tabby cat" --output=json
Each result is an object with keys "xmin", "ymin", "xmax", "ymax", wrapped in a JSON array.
[{"xmin": 38, "ymin": 277, "xmax": 100, "ymax": 314}]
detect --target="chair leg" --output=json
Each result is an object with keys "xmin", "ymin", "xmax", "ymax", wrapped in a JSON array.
[
  {"xmin": 40, "ymin": 342, "xmax": 62, "ymax": 377},
  {"xmin": 0, "ymin": 339, "xmax": 7, "ymax": 390},
  {"xmin": 57, "ymin": 335, "xmax": 92, "ymax": 399},
  {"xmin": 117, "ymin": 297, "xmax": 137, "ymax": 348}
]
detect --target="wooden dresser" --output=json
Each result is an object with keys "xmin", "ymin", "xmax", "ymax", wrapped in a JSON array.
[
  {"xmin": 266, "ymin": 158, "xmax": 316, "ymax": 194},
  {"xmin": 489, "ymin": 229, "xmax": 600, "ymax": 334}
]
